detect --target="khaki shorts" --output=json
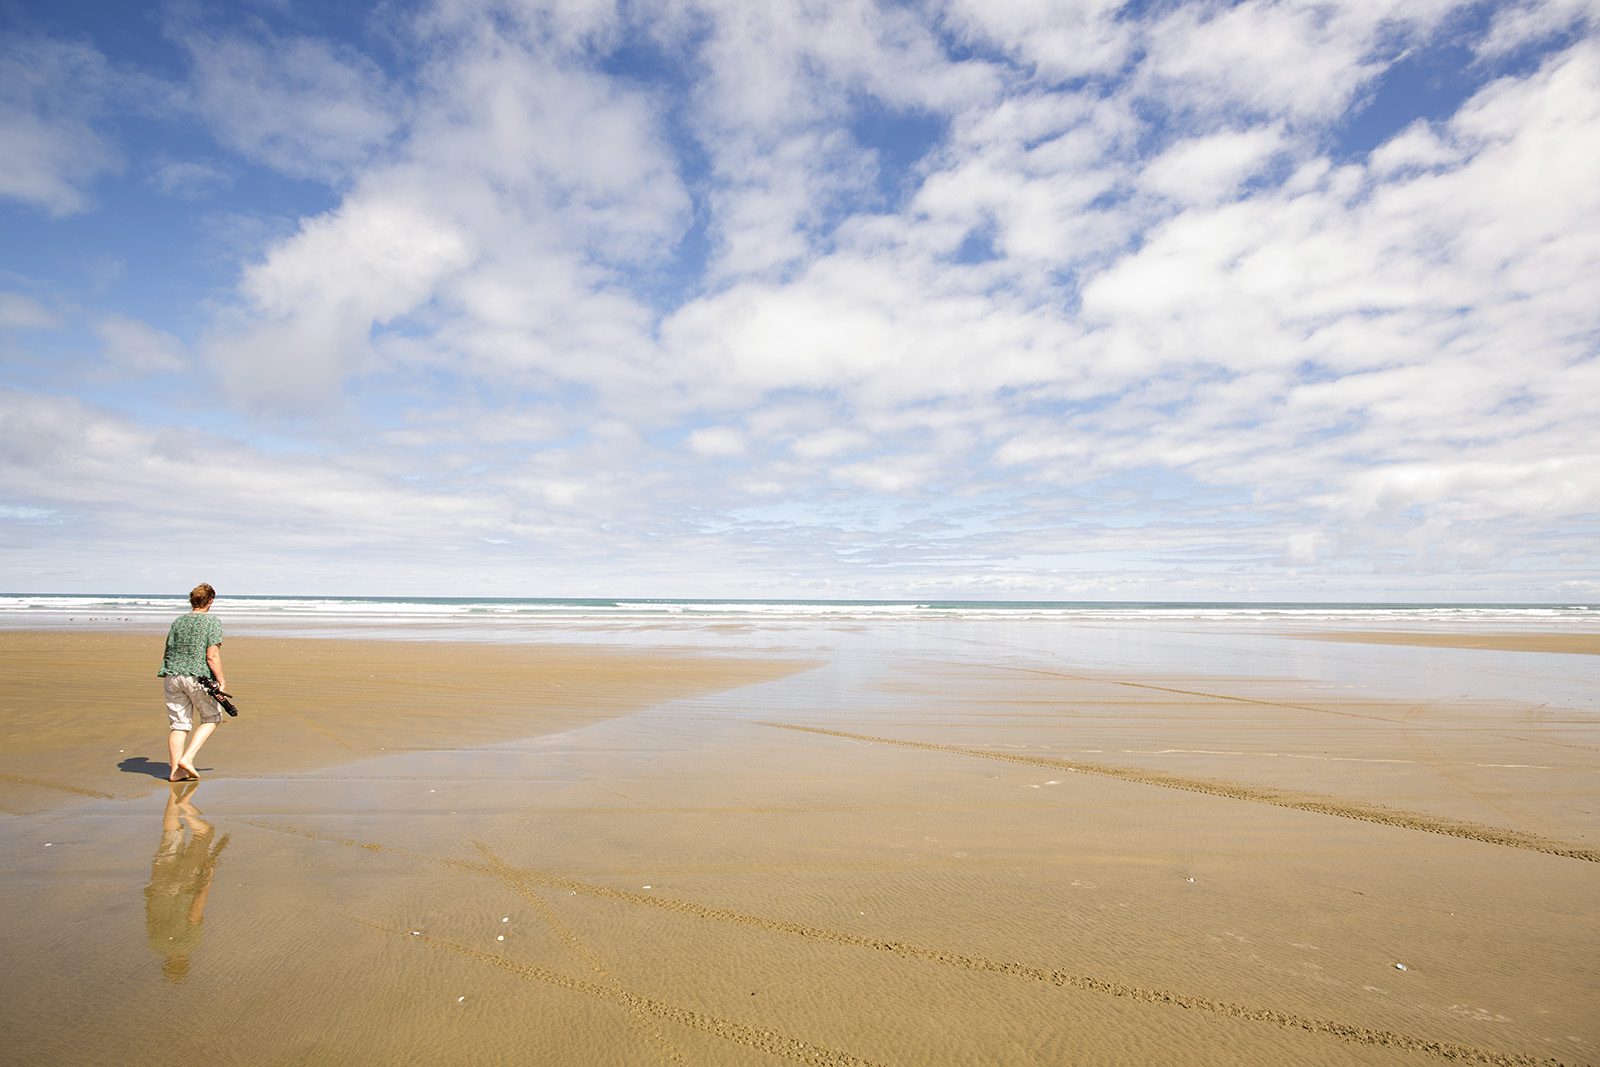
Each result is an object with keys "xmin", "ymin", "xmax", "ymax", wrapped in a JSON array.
[{"xmin": 164, "ymin": 675, "xmax": 224, "ymax": 731}]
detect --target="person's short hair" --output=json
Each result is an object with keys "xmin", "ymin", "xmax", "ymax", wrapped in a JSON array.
[{"xmin": 189, "ymin": 583, "xmax": 216, "ymax": 609}]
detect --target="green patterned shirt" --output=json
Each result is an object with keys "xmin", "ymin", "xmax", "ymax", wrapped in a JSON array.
[{"xmin": 158, "ymin": 613, "xmax": 223, "ymax": 679}]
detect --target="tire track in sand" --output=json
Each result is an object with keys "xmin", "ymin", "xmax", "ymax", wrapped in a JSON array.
[
  {"xmin": 759, "ymin": 722, "xmax": 1600, "ymax": 863},
  {"xmin": 981, "ymin": 663, "xmax": 1599, "ymax": 754},
  {"xmin": 474, "ymin": 843, "xmax": 688, "ymax": 1067},
  {"xmin": 465, "ymin": 852, "xmax": 1576, "ymax": 1067},
  {"xmin": 345, "ymin": 918, "xmax": 888, "ymax": 1067},
  {"xmin": 246, "ymin": 820, "xmax": 880, "ymax": 1065},
  {"xmin": 243, "ymin": 821, "xmax": 1582, "ymax": 1066},
  {"xmin": 979, "ymin": 664, "xmax": 1404, "ymax": 722}
]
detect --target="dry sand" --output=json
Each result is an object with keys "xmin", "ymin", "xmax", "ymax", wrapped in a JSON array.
[{"xmin": 0, "ymin": 626, "xmax": 1595, "ymax": 1067}]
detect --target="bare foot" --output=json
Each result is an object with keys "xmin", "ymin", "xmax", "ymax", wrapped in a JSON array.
[{"xmin": 177, "ymin": 762, "xmax": 200, "ymax": 780}]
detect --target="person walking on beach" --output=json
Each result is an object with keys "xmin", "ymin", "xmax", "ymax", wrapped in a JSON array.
[{"xmin": 158, "ymin": 583, "xmax": 228, "ymax": 782}]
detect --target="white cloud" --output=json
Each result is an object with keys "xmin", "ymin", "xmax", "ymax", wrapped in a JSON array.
[
  {"xmin": 201, "ymin": 5, "xmax": 694, "ymax": 412},
  {"xmin": 149, "ymin": 157, "xmax": 232, "ymax": 199},
  {"xmin": 1141, "ymin": 127, "xmax": 1285, "ymax": 206},
  {"xmin": 687, "ymin": 426, "xmax": 746, "ymax": 457},
  {"xmin": 1478, "ymin": 0, "xmax": 1600, "ymax": 58},
  {"xmin": 831, "ymin": 456, "xmax": 938, "ymax": 495},
  {"xmin": 242, "ymin": 196, "xmax": 474, "ymax": 321},
  {"xmin": 0, "ymin": 37, "xmax": 121, "ymax": 215},
  {"xmin": 942, "ymin": 0, "xmax": 1132, "ymax": 83},
  {"xmin": 180, "ymin": 29, "xmax": 401, "ymax": 183},
  {"xmin": 209, "ymin": 193, "xmax": 475, "ymax": 408},
  {"xmin": 654, "ymin": 0, "xmax": 996, "ymax": 282},
  {"xmin": 1368, "ymin": 121, "xmax": 1458, "ymax": 176},
  {"xmin": 0, "ymin": 387, "xmax": 512, "ymax": 551},
  {"xmin": 95, "ymin": 314, "xmax": 188, "ymax": 374},
  {"xmin": 422, "ymin": 0, "xmax": 623, "ymax": 52},
  {"xmin": 791, "ymin": 427, "xmax": 872, "ymax": 460},
  {"xmin": 1138, "ymin": 0, "xmax": 1456, "ymax": 124},
  {"xmin": 407, "ymin": 22, "xmax": 690, "ymax": 265},
  {"xmin": 0, "ymin": 292, "xmax": 59, "ymax": 331}
]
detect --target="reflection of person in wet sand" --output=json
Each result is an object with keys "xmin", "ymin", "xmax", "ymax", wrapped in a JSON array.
[{"xmin": 145, "ymin": 781, "xmax": 228, "ymax": 984}]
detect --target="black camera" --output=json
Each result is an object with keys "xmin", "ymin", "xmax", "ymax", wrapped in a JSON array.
[{"xmin": 197, "ymin": 676, "xmax": 239, "ymax": 717}]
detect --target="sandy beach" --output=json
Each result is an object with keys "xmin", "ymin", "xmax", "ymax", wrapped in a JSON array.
[
  {"xmin": 1, "ymin": 620, "xmax": 1595, "ymax": 1066},
  {"xmin": 0, "ymin": 631, "xmax": 813, "ymax": 812}
]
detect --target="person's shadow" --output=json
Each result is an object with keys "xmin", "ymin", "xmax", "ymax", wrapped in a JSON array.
[{"xmin": 120, "ymin": 757, "xmax": 179, "ymax": 780}]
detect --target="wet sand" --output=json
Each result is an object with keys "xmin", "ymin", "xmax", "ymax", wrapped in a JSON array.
[
  {"xmin": 0, "ymin": 625, "xmax": 1595, "ymax": 1066},
  {"xmin": 1288, "ymin": 631, "xmax": 1600, "ymax": 656},
  {"xmin": 0, "ymin": 631, "xmax": 812, "ymax": 811}
]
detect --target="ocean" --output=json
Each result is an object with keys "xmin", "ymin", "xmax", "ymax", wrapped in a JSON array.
[{"xmin": 1, "ymin": 593, "xmax": 1595, "ymax": 627}]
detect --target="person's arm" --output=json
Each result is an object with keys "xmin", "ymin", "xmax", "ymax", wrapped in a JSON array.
[{"xmin": 206, "ymin": 644, "xmax": 226, "ymax": 691}]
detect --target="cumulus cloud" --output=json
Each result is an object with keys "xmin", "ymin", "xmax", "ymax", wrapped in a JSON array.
[
  {"xmin": 209, "ymin": 193, "xmax": 475, "ymax": 408},
  {"xmin": 199, "ymin": 2, "xmax": 697, "ymax": 412}
]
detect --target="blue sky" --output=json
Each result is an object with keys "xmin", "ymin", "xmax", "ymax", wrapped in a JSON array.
[{"xmin": 2, "ymin": 0, "xmax": 1597, "ymax": 599}]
